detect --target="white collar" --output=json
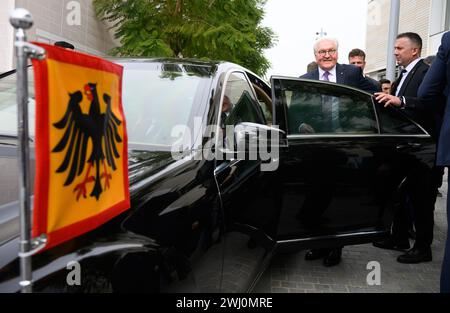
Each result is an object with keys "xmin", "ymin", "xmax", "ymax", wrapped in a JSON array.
[
  {"xmin": 318, "ymin": 66, "xmax": 337, "ymax": 81},
  {"xmin": 403, "ymin": 58, "xmax": 422, "ymax": 74}
]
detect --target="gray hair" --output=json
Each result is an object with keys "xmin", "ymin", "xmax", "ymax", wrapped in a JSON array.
[{"xmin": 314, "ymin": 37, "xmax": 339, "ymax": 53}]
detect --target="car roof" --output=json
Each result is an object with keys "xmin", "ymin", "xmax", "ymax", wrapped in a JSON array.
[
  {"xmin": 1, "ymin": 57, "xmax": 259, "ymax": 84},
  {"xmin": 111, "ymin": 57, "xmax": 223, "ymax": 73},
  {"xmin": 110, "ymin": 57, "xmax": 257, "ymax": 77},
  {"xmin": 111, "ymin": 57, "xmax": 220, "ymax": 66}
]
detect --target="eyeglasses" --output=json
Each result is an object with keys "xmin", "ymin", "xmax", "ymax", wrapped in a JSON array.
[{"xmin": 316, "ymin": 49, "xmax": 337, "ymax": 57}]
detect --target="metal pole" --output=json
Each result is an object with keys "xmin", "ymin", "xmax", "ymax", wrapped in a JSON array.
[
  {"xmin": 10, "ymin": 8, "xmax": 35, "ymax": 294},
  {"xmin": 386, "ymin": 0, "xmax": 401, "ymax": 81}
]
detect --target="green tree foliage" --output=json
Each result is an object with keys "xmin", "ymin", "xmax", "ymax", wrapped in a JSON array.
[{"xmin": 93, "ymin": 0, "xmax": 276, "ymax": 76}]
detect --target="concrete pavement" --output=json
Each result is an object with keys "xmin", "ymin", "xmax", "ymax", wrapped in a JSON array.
[{"xmin": 253, "ymin": 172, "xmax": 448, "ymax": 293}]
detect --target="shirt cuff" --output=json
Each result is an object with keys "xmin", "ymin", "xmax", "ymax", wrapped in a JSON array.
[{"xmin": 400, "ymin": 96, "xmax": 406, "ymax": 109}]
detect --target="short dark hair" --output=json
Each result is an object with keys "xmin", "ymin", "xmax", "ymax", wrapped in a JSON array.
[
  {"xmin": 424, "ymin": 55, "xmax": 436, "ymax": 66},
  {"xmin": 397, "ymin": 32, "xmax": 422, "ymax": 50},
  {"xmin": 379, "ymin": 79, "xmax": 391, "ymax": 85},
  {"xmin": 54, "ymin": 41, "xmax": 75, "ymax": 50},
  {"xmin": 307, "ymin": 61, "xmax": 318, "ymax": 73},
  {"xmin": 348, "ymin": 48, "xmax": 366, "ymax": 60}
]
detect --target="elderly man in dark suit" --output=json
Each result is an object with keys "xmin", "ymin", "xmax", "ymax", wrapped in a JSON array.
[
  {"xmin": 418, "ymin": 31, "xmax": 450, "ymax": 293},
  {"xmin": 300, "ymin": 37, "xmax": 380, "ymax": 267},
  {"xmin": 374, "ymin": 32, "xmax": 440, "ymax": 264},
  {"xmin": 302, "ymin": 38, "xmax": 380, "ymax": 94}
]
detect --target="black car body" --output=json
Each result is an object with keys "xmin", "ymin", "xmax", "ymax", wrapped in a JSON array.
[{"xmin": 0, "ymin": 59, "xmax": 436, "ymax": 293}]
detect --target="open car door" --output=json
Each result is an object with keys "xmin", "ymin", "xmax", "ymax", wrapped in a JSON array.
[{"xmin": 271, "ymin": 77, "xmax": 436, "ymax": 252}]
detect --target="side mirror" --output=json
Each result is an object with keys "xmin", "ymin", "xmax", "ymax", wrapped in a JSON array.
[
  {"xmin": 230, "ymin": 122, "xmax": 284, "ymax": 171},
  {"xmin": 233, "ymin": 122, "xmax": 285, "ymax": 152}
]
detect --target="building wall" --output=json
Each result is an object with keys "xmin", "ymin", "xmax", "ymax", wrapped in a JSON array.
[
  {"xmin": 365, "ymin": 0, "xmax": 391, "ymax": 75},
  {"xmin": 428, "ymin": 0, "xmax": 450, "ymax": 54},
  {"xmin": 365, "ymin": 0, "xmax": 432, "ymax": 77},
  {"xmin": 0, "ymin": 0, "xmax": 117, "ymax": 72}
]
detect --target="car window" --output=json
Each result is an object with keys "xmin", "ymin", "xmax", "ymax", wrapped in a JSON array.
[
  {"xmin": 0, "ymin": 69, "xmax": 36, "ymax": 138},
  {"xmin": 0, "ymin": 64, "xmax": 212, "ymax": 150},
  {"xmin": 246, "ymin": 72, "xmax": 273, "ymax": 126},
  {"xmin": 275, "ymin": 80, "xmax": 378, "ymax": 135},
  {"xmin": 377, "ymin": 106, "xmax": 425, "ymax": 134},
  {"xmin": 121, "ymin": 62, "xmax": 212, "ymax": 149},
  {"xmin": 220, "ymin": 72, "xmax": 264, "ymax": 128}
]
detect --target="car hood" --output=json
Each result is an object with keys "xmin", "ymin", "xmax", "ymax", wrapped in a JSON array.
[
  {"xmin": 128, "ymin": 150, "xmax": 178, "ymax": 186},
  {"xmin": 0, "ymin": 147, "xmax": 177, "ymax": 245}
]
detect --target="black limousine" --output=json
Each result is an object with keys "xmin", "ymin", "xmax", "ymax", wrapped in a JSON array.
[{"xmin": 0, "ymin": 59, "xmax": 436, "ymax": 292}]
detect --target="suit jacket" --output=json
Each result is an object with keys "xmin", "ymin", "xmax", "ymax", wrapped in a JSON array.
[
  {"xmin": 392, "ymin": 59, "xmax": 429, "ymax": 110},
  {"xmin": 394, "ymin": 59, "xmax": 440, "ymax": 138},
  {"xmin": 366, "ymin": 76, "xmax": 382, "ymax": 92},
  {"xmin": 418, "ymin": 31, "xmax": 450, "ymax": 166},
  {"xmin": 301, "ymin": 63, "xmax": 381, "ymax": 93}
]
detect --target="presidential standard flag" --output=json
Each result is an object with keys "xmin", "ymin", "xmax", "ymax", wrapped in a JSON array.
[{"xmin": 31, "ymin": 43, "xmax": 130, "ymax": 250}]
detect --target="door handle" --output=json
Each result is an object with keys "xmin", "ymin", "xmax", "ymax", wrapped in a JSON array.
[{"xmin": 396, "ymin": 143, "xmax": 422, "ymax": 150}]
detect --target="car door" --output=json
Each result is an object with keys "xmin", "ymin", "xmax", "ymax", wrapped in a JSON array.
[
  {"xmin": 214, "ymin": 71, "xmax": 278, "ymax": 292},
  {"xmin": 271, "ymin": 77, "xmax": 410, "ymax": 251}
]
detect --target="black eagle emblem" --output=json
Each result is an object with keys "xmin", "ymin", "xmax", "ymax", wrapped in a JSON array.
[{"xmin": 53, "ymin": 83, "xmax": 123, "ymax": 201}]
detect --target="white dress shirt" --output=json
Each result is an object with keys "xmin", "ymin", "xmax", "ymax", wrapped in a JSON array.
[
  {"xmin": 318, "ymin": 66, "xmax": 340, "ymax": 131},
  {"xmin": 395, "ymin": 58, "xmax": 422, "ymax": 96},
  {"xmin": 319, "ymin": 66, "xmax": 337, "ymax": 83}
]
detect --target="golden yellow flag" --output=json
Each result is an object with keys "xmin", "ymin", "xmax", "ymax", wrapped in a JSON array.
[{"xmin": 32, "ymin": 43, "xmax": 130, "ymax": 250}]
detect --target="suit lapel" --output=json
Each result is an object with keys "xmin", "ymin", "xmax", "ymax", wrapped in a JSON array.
[
  {"xmin": 313, "ymin": 69, "xmax": 320, "ymax": 80},
  {"xmin": 391, "ymin": 77, "xmax": 401, "ymax": 95},
  {"xmin": 336, "ymin": 64, "xmax": 345, "ymax": 84},
  {"xmin": 397, "ymin": 60, "xmax": 423, "ymax": 97}
]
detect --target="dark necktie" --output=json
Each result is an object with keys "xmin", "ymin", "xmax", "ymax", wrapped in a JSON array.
[
  {"xmin": 394, "ymin": 69, "xmax": 408, "ymax": 96},
  {"xmin": 221, "ymin": 112, "xmax": 228, "ymax": 128}
]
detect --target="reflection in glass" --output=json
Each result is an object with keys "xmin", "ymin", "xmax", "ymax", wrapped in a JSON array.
[{"xmin": 282, "ymin": 81, "xmax": 378, "ymax": 135}]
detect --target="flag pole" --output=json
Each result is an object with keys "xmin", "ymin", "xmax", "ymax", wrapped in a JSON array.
[{"xmin": 10, "ymin": 8, "xmax": 46, "ymax": 293}]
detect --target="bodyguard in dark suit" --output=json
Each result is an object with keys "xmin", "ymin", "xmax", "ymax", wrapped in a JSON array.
[
  {"xmin": 418, "ymin": 31, "xmax": 450, "ymax": 293},
  {"xmin": 375, "ymin": 32, "xmax": 438, "ymax": 264},
  {"xmin": 300, "ymin": 38, "xmax": 381, "ymax": 267}
]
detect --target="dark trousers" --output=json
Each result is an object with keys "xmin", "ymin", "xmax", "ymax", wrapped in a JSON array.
[
  {"xmin": 392, "ymin": 166, "xmax": 438, "ymax": 249},
  {"xmin": 442, "ymin": 178, "xmax": 450, "ymax": 293}
]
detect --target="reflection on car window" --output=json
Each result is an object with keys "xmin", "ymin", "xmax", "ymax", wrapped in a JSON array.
[
  {"xmin": 0, "ymin": 64, "xmax": 211, "ymax": 149},
  {"xmin": 121, "ymin": 62, "xmax": 211, "ymax": 148},
  {"xmin": 251, "ymin": 82, "xmax": 272, "ymax": 126},
  {"xmin": 221, "ymin": 72, "xmax": 263, "ymax": 129},
  {"xmin": 378, "ymin": 106, "xmax": 424, "ymax": 134},
  {"xmin": 0, "ymin": 69, "xmax": 35, "ymax": 137},
  {"xmin": 280, "ymin": 81, "xmax": 377, "ymax": 135},
  {"xmin": 246, "ymin": 72, "xmax": 273, "ymax": 126}
]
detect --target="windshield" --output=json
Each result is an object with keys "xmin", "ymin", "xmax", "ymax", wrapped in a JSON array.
[
  {"xmin": 0, "ymin": 62, "xmax": 212, "ymax": 149},
  {"xmin": 120, "ymin": 62, "xmax": 212, "ymax": 149}
]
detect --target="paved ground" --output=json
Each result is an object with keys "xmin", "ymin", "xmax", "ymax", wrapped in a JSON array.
[{"xmin": 253, "ymin": 171, "xmax": 448, "ymax": 293}]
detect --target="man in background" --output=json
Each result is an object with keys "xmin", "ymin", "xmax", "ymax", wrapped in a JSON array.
[
  {"xmin": 348, "ymin": 48, "xmax": 381, "ymax": 91},
  {"xmin": 306, "ymin": 61, "xmax": 318, "ymax": 73},
  {"xmin": 424, "ymin": 55, "xmax": 436, "ymax": 66},
  {"xmin": 379, "ymin": 79, "xmax": 392, "ymax": 95}
]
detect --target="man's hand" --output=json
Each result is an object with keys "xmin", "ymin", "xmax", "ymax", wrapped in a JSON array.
[{"xmin": 374, "ymin": 92, "xmax": 402, "ymax": 108}]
